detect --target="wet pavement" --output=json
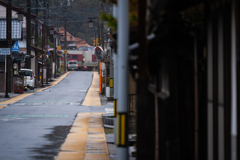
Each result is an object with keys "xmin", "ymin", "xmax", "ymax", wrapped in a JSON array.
[{"xmin": 0, "ymin": 71, "xmax": 109, "ymax": 160}]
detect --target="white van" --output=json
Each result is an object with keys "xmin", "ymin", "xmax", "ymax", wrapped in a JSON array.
[{"xmin": 19, "ymin": 69, "xmax": 35, "ymax": 90}]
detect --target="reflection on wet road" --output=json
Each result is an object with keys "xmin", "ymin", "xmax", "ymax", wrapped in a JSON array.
[{"xmin": 0, "ymin": 71, "xmax": 106, "ymax": 159}]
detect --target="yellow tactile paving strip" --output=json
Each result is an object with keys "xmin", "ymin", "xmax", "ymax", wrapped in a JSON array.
[
  {"xmin": 55, "ymin": 113, "xmax": 110, "ymax": 160},
  {"xmin": 82, "ymin": 72, "xmax": 101, "ymax": 106},
  {"xmin": 0, "ymin": 105, "xmax": 7, "ymax": 109},
  {"xmin": 0, "ymin": 72, "xmax": 69, "ymax": 109}
]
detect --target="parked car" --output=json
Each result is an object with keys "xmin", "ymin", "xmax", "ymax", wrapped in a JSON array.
[
  {"xmin": 67, "ymin": 60, "xmax": 78, "ymax": 71},
  {"xmin": 19, "ymin": 69, "xmax": 35, "ymax": 90}
]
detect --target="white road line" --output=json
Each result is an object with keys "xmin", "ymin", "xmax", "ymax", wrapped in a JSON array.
[
  {"xmin": 51, "ymin": 103, "xmax": 62, "ymax": 105},
  {"xmin": 33, "ymin": 103, "xmax": 44, "ymax": 105},
  {"xmin": 15, "ymin": 103, "xmax": 26, "ymax": 105},
  {"xmin": 105, "ymin": 108, "xmax": 114, "ymax": 113},
  {"xmin": 69, "ymin": 103, "xmax": 81, "ymax": 105},
  {"xmin": 0, "ymin": 118, "xmax": 27, "ymax": 121}
]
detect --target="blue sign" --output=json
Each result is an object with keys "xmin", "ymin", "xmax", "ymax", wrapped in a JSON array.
[
  {"xmin": 12, "ymin": 41, "xmax": 20, "ymax": 52},
  {"xmin": 47, "ymin": 52, "xmax": 50, "ymax": 55},
  {"xmin": 0, "ymin": 48, "xmax": 10, "ymax": 55}
]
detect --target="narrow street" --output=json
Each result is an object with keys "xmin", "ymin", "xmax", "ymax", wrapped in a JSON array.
[{"xmin": 0, "ymin": 71, "xmax": 111, "ymax": 160}]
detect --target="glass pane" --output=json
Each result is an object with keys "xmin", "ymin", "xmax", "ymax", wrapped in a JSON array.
[{"xmin": 72, "ymin": 55, "xmax": 78, "ymax": 59}]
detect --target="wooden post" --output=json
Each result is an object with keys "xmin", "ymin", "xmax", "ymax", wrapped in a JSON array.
[
  {"xmin": 137, "ymin": 0, "xmax": 149, "ymax": 159},
  {"xmin": 99, "ymin": 60, "xmax": 101, "ymax": 93}
]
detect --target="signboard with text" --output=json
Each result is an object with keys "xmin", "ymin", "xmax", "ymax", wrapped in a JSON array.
[{"xmin": 0, "ymin": 48, "xmax": 10, "ymax": 55}]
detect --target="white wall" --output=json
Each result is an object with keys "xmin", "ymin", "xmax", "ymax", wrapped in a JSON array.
[
  {"xmin": 0, "ymin": 5, "xmax": 26, "ymax": 28},
  {"xmin": 0, "ymin": 5, "xmax": 18, "ymax": 18}
]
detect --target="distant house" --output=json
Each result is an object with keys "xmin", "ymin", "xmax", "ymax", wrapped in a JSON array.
[{"xmin": 58, "ymin": 27, "xmax": 90, "ymax": 50}]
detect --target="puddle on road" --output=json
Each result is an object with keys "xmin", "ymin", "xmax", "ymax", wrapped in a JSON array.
[{"xmin": 30, "ymin": 125, "xmax": 71, "ymax": 160}]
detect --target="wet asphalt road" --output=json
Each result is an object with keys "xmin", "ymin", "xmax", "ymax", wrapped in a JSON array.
[{"xmin": 0, "ymin": 71, "xmax": 106, "ymax": 160}]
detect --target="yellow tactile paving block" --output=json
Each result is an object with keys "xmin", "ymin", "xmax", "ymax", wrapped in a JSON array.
[
  {"xmin": 82, "ymin": 72, "xmax": 101, "ymax": 106},
  {"xmin": 55, "ymin": 152, "xmax": 85, "ymax": 160},
  {"xmin": 55, "ymin": 113, "xmax": 110, "ymax": 160},
  {"xmin": 70, "ymin": 127, "xmax": 88, "ymax": 133},
  {"xmin": 65, "ymin": 133, "xmax": 87, "ymax": 141},
  {"xmin": 84, "ymin": 154, "xmax": 110, "ymax": 159},
  {"xmin": 61, "ymin": 141, "xmax": 87, "ymax": 151},
  {"xmin": 73, "ymin": 115, "xmax": 90, "ymax": 125},
  {"xmin": 88, "ymin": 128, "xmax": 104, "ymax": 133},
  {"xmin": 0, "ymin": 105, "xmax": 7, "ymax": 109}
]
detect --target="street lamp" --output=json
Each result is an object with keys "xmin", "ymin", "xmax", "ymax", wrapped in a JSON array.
[
  {"xmin": 17, "ymin": 11, "xmax": 24, "ymax": 21},
  {"xmin": 60, "ymin": 34, "xmax": 64, "ymax": 39},
  {"xmin": 49, "ymin": 28, "xmax": 54, "ymax": 35},
  {"xmin": 88, "ymin": 19, "xmax": 94, "ymax": 28},
  {"xmin": 53, "ymin": 33, "xmax": 58, "ymax": 38}
]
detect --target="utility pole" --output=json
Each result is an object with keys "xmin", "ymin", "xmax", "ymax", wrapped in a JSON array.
[
  {"xmin": 112, "ymin": 3, "xmax": 118, "ymax": 145},
  {"xmin": 101, "ymin": 2, "xmax": 104, "ymax": 50},
  {"xmin": 117, "ymin": 0, "xmax": 129, "ymax": 159},
  {"xmin": 53, "ymin": 0, "xmax": 57, "ymax": 78},
  {"xmin": 109, "ymin": 39, "xmax": 113, "ymax": 98},
  {"xmin": 46, "ymin": 0, "xmax": 49, "ymax": 84},
  {"xmin": 137, "ymin": 1, "xmax": 149, "ymax": 159},
  {"xmin": 27, "ymin": 0, "xmax": 31, "ymax": 69},
  {"xmin": 35, "ymin": 0, "xmax": 38, "ymax": 86},
  {"xmin": 100, "ymin": 2, "xmax": 105, "ymax": 95},
  {"xmin": 41, "ymin": 0, "xmax": 46, "ymax": 87},
  {"xmin": 64, "ymin": 18, "xmax": 67, "ymax": 72},
  {"xmin": 54, "ymin": 37, "xmax": 56, "ymax": 78},
  {"xmin": 98, "ymin": 21, "xmax": 100, "ymax": 46},
  {"xmin": 95, "ymin": 33, "xmax": 96, "ymax": 46},
  {"xmin": 45, "ymin": 26, "xmax": 48, "ymax": 84},
  {"xmin": 41, "ymin": 23, "xmax": 44, "ymax": 87},
  {"xmin": 47, "ymin": 0, "xmax": 52, "ymax": 81},
  {"xmin": 5, "ymin": 0, "xmax": 12, "ymax": 98}
]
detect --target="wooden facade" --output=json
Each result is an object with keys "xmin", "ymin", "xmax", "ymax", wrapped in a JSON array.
[{"xmin": 135, "ymin": 0, "xmax": 240, "ymax": 159}]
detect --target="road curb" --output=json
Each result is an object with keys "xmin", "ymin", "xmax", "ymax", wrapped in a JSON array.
[
  {"xmin": 0, "ymin": 72, "xmax": 70, "ymax": 109},
  {"xmin": 82, "ymin": 72, "xmax": 101, "ymax": 106}
]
